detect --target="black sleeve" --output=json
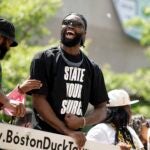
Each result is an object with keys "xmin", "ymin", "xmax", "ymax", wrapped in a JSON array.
[
  {"xmin": 90, "ymin": 64, "xmax": 109, "ymax": 106},
  {"xmin": 28, "ymin": 52, "xmax": 48, "ymax": 95}
]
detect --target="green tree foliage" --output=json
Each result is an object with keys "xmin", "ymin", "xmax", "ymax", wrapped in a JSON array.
[
  {"xmin": 0, "ymin": 0, "xmax": 61, "ymax": 108},
  {"xmin": 125, "ymin": 6, "xmax": 150, "ymax": 46},
  {"xmin": 103, "ymin": 66, "xmax": 150, "ymax": 117},
  {"xmin": 0, "ymin": 0, "xmax": 61, "ymax": 44},
  {"xmin": 104, "ymin": 7, "xmax": 150, "ymax": 118}
]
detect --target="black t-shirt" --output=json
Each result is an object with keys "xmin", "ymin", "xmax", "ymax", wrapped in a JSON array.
[{"xmin": 29, "ymin": 47, "xmax": 109, "ymax": 133}]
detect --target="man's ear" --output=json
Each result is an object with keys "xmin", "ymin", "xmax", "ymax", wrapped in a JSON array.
[{"xmin": 81, "ymin": 34, "xmax": 86, "ymax": 47}]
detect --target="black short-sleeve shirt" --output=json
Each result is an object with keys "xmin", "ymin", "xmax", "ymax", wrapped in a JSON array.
[{"xmin": 29, "ymin": 47, "xmax": 109, "ymax": 133}]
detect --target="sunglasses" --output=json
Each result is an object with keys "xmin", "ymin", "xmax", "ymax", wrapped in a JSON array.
[{"xmin": 62, "ymin": 19, "xmax": 84, "ymax": 28}]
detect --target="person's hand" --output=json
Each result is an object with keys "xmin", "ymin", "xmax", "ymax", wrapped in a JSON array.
[
  {"xmin": 13, "ymin": 103, "xmax": 26, "ymax": 117},
  {"xmin": 117, "ymin": 142, "xmax": 131, "ymax": 150},
  {"xmin": 67, "ymin": 130, "xmax": 86, "ymax": 149},
  {"xmin": 19, "ymin": 79, "xmax": 42, "ymax": 93},
  {"xmin": 4, "ymin": 102, "xmax": 26, "ymax": 117},
  {"xmin": 65, "ymin": 114, "xmax": 85, "ymax": 130}
]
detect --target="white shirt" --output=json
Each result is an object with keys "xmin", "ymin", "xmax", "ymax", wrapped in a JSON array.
[{"xmin": 86, "ymin": 123, "xmax": 144, "ymax": 149}]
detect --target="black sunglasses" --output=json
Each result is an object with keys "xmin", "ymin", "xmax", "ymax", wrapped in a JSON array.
[{"xmin": 62, "ymin": 19, "xmax": 84, "ymax": 28}]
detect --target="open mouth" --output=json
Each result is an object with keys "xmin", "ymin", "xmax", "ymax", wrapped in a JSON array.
[{"xmin": 65, "ymin": 30, "xmax": 75, "ymax": 39}]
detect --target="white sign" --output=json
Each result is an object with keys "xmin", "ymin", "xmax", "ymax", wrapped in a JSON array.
[{"xmin": 0, "ymin": 123, "xmax": 119, "ymax": 150}]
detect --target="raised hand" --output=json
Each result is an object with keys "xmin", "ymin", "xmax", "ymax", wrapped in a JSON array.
[{"xmin": 18, "ymin": 79, "xmax": 42, "ymax": 93}]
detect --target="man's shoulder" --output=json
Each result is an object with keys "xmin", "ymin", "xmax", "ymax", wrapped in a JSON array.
[
  {"xmin": 34, "ymin": 46, "xmax": 60, "ymax": 59},
  {"xmin": 87, "ymin": 123, "xmax": 112, "ymax": 137},
  {"xmin": 44, "ymin": 46, "xmax": 60, "ymax": 56}
]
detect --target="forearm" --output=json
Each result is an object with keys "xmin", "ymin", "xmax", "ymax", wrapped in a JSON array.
[
  {"xmin": 32, "ymin": 94, "xmax": 72, "ymax": 135},
  {"xmin": 85, "ymin": 102, "xmax": 107, "ymax": 126}
]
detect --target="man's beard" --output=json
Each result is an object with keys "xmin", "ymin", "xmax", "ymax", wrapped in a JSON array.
[
  {"xmin": 0, "ymin": 44, "xmax": 9, "ymax": 60},
  {"xmin": 61, "ymin": 31, "xmax": 82, "ymax": 47}
]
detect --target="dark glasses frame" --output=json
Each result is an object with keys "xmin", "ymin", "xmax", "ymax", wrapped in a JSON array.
[{"xmin": 62, "ymin": 19, "xmax": 85, "ymax": 29}]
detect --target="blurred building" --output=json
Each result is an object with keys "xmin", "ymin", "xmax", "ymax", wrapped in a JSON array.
[{"xmin": 45, "ymin": 0, "xmax": 150, "ymax": 72}]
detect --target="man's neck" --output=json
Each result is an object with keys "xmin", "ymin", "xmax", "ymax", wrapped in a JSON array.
[{"xmin": 60, "ymin": 44, "xmax": 81, "ymax": 55}]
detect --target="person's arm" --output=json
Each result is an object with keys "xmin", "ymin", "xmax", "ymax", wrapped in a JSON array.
[
  {"xmin": 65, "ymin": 102, "xmax": 107, "ymax": 130},
  {"xmin": 32, "ymin": 94, "xmax": 86, "ymax": 149},
  {"xmin": 85, "ymin": 102, "xmax": 107, "ymax": 125},
  {"xmin": 18, "ymin": 79, "xmax": 42, "ymax": 94}
]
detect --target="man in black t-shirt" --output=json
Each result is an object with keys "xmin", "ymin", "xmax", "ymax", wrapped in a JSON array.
[{"xmin": 29, "ymin": 13, "xmax": 109, "ymax": 148}]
